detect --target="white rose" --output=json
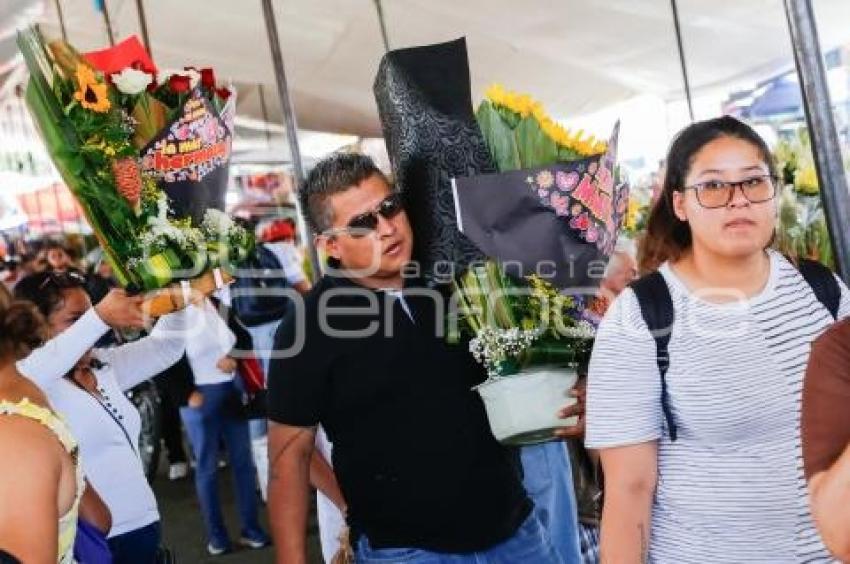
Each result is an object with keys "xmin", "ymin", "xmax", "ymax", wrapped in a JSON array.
[
  {"xmin": 111, "ymin": 67, "xmax": 153, "ymax": 95},
  {"xmin": 184, "ymin": 69, "xmax": 201, "ymax": 89}
]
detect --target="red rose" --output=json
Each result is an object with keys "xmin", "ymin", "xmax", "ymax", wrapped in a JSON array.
[
  {"xmin": 200, "ymin": 68, "xmax": 216, "ymax": 90},
  {"xmin": 215, "ymin": 87, "xmax": 231, "ymax": 101},
  {"xmin": 168, "ymin": 74, "xmax": 191, "ymax": 94}
]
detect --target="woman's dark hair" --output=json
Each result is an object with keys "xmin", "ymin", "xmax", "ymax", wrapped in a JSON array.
[
  {"xmin": 637, "ymin": 115, "xmax": 777, "ymax": 274},
  {"xmin": 0, "ymin": 284, "xmax": 47, "ymax": 361},
  {"xmin": 13, "ymin": 270, "xmax": 87, "ymax": 320}
]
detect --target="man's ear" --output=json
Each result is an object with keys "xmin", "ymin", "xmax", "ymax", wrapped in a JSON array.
[{"xmin": 317, "ymin": 234, "xmax": 341, "ymax": 262}]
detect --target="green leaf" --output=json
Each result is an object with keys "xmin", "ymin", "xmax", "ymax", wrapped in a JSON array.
[
  {"xmin": 131, "ymin": 94, "xmax": 168, "ymax": 149},
  {"xmin": 68, "ymin": 156, "xmax": 85, "ymax": 175},
  {"xmin": 515, "ymin": 116, "xmax": 558, "ymax": 169},
  {"xmin": 476, "ymin": 101, "xmax": 521, "ymax": 172},
  {"xmin": 557, "ymin": 145, "xmax": 582, "ymax": 162}
]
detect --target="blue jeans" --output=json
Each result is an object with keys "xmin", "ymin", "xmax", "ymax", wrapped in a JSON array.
[
  {"xmin": 180, "ymin": 381, "xmax": 263, "ymax": 547},
  {"xmin": 107, "ymin": 521, "xmax": 160, "ymax": 564},
  {"xmin": 247, "ymin": 320, "xmax": 280, "ymax": 441},
  {"xmin": 355, "ymin": 512, "xmax": 563, "ymax": 563},
  {"xmin": 520, "ymin": 441, "xmax": 582, "ymax": 563}
]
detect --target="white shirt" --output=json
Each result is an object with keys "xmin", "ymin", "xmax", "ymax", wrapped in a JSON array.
[
  {"xmin": 185, "ymin": 299, "xmax": 237, "ymax": 386},
  {"xmin": 586, "ymin": 251, "xmax": 850, "ymax": 563},
  {"xmin": 265, "ymin": 242, "xmax": 307, "ymax": 286},
  {"xmin": 315, "ymin": 427, "xmax": 345, "ymax": 563},
  {"xmin": 19, "ymin": 309, "xmax": 187, "ymax": 536}
]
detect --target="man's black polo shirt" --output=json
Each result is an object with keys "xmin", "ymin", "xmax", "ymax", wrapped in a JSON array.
[{"xmin": 267, "ymin": 274, "xmax": 531, "ymax": 553}]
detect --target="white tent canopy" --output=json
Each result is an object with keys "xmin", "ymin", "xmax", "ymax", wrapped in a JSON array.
[{"xmin": 3, "ymin": 0, "xmax": 850, "ymax": 137}]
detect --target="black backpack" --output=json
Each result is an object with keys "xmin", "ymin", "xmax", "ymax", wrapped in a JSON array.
[
  {"xmin": 631, "ymin": 258, "xmax": 840, "ymax": 442},
  {"xmin": 231, "ymin": 244, "xmax": 293, "ymax": 327}
]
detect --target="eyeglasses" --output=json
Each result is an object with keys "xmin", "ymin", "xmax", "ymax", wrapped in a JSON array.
[
  {"xmin": 682, "ymin": 174, "xmax": 778, "ymax": 209},
  {"xmin": 322, "ymin": 193, "xmax": 404, "ymax": 239},
  {"xmin": 38, "ymin": 270, "xmax": 86, "ymax": 290}
]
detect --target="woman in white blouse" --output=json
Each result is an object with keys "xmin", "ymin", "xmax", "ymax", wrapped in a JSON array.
[{"xmin": 15, "ymin": 271, "xmax": 187, "ymax": 564}]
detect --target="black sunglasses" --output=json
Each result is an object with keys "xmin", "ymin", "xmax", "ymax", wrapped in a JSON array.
[{"xmin": 323, "ymin": 193, "xmax": 404, "ymax": 239}]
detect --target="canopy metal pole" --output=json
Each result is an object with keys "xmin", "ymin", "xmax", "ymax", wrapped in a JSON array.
[
  {"xmin": 258, "ymin": 84, "xmax": 272, "ymax": 147},
  {"xmin": 134, "ymin": 0, "xmax": 152, "ymax": 56},
  {"xmin": 100, "ymin": 0, "xmax": 115, "ymax": 46},
  {"xmin": 373, "ymin": 0, "xmax": 390, "ymax": 53},
  {"xmin": 670, "ymin": 0, "xmax": 694, "ymax": 121},
  {"xmin": 52, "ymin": 0, "xmax": 68, "ymax": 41},
  {"xmin": 261, "ymin": 0, "xmax": 322, "ymax": 279},
  {"xmin": 784, "ymin": 0, "xmax": 850, "ymax": 282}
]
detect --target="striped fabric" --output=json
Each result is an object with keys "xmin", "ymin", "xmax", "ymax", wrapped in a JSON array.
[
  {"xmin": 586, "ymin": 251, "xmax": 850, "ymax": 563},
  {"xmin": 579, "ymin": 522, "xmax": 600, "ymax": 564}
]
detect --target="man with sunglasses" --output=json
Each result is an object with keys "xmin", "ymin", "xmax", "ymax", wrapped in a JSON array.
[{"xmin": 267, "ymin": 153, "xmax": 560, "ymax": 563}]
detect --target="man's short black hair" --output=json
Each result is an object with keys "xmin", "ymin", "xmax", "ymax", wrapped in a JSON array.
[{"xmin": 299, "ymin": 152, "xmax": 388, "ymax": 233}]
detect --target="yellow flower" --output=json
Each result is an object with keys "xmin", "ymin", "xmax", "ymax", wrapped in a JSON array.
[
  {"xmin": 625, "ymin": 199, "xmax": 641, "ymax": 231},
  {"xmin": 84, "ymin": 136, "xmax": 118, "ymax": 157},
  {"xmin": 483, "ymin": 83, "xmax": 609, "ymax": 157},
  {"xmin": 73, "ymin": 64, "xmax": 111, "ymax": 113},
  {"xmin": 794, "ymin": 164, "xmax": 819, "ymax": 195}
]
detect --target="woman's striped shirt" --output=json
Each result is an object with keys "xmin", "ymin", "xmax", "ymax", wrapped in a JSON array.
[{"xmin": 586, "ymin": 251, "xmax": 850, "ymax": 563}]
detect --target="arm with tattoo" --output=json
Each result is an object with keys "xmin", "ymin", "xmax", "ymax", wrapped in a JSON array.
[
  {"xmin": 598, "ymin": 441, "xmax": 657, "ymax": 564},
  {"xmin": 268, "ymin": 422, "xmax": 317, "ymax": 564}
]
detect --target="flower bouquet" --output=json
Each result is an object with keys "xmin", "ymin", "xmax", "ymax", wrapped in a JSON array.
[
  {"xmin": 450, "ymin": 85, "xmax": 628, "ymax": 444},
  {"xmin": 454, "ymin": 85, "xmax": 627, "ymax": 288},
  {"xmin": 774, "ymin": 129, "xmax": 834, "ymax": 269},
  {"xmin": 17, "ymin": 28, "xmax": 253, "ymax": 315}
]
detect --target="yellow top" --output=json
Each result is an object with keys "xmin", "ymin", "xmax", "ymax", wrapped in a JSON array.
[{"xmin": 0, "ymin": 398, "xmax": 84, "ymax": 563}]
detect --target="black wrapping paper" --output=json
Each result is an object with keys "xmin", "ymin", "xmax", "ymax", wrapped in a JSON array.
[
  {"xmin": 140, "ymin": 89, "xmax": 232, "ymax": 225},
  {"xmin": 452, "ymin": 125, "xmax": 628, "ymax": 289},
  {"xmin": 374, "ymin": 38, "xmax": 494, "ymax": 284}
]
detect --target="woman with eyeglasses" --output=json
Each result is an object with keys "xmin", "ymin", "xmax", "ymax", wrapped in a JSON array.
[
  {"xmin": 585, "ymin": 116, "xmax": 850, "ymax": 563},
  {"xmin": 14, "ymin": 271, "xmax": 187, "ymax": 564}
]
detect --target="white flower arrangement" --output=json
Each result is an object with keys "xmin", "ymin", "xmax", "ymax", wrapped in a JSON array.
[
  {"xmin": 138, "ymin": 194, "xmax": 203, "ymax": 253},
  {"xmin": 111, "ymin": 68, "xmax": 153, "ymax": 95},
  {"xmin": 201, "ymin": 208, "xmax": 235, "ymax": 237},
  {"xmin": 557, "ymin": 320, "xmax": 596, "ymax": 340},
  {"xmin": 470, "ymin": 326, "xmax": 539, "ymax": 378}
]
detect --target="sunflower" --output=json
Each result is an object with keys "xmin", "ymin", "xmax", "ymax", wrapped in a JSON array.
[
  {"xmin": 484, "ymin": 83, "xmax": 607, "ymax": 157},
  {"xmin": 73, "ymin": 64, "xmax": 111, "ymax": 113}
]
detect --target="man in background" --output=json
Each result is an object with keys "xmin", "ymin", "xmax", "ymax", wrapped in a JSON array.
[{"xmin": 802, "ymin": 317, "xmax": 850, "ymax": 561}]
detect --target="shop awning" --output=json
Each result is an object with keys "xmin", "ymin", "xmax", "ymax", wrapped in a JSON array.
[{"xmin": 4, "ymin": 0, "xmax": 850, "ymax": 136}]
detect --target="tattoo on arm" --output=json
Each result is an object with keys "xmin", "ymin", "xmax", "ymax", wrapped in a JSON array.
[
  {"xmin": 269, "ymin": 427, "xmax": 315, "ymax": 481},
  {"xmin": 639, "ymin": 522, "xmax": 648, "ymax": 563}
]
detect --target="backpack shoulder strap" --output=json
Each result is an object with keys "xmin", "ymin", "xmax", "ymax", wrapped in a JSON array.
[
  {"xmin": 795, "ymin": 258, "xmax": 840, "ymax": 320},
  {"xmin": 629, "ymin": 271, "xmax": 678, "ymax": 441}
]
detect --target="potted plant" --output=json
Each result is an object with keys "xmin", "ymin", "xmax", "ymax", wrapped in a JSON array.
[{"xmin": 451, "ymin": 261, "xmax": 597, "ymax": 444}]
